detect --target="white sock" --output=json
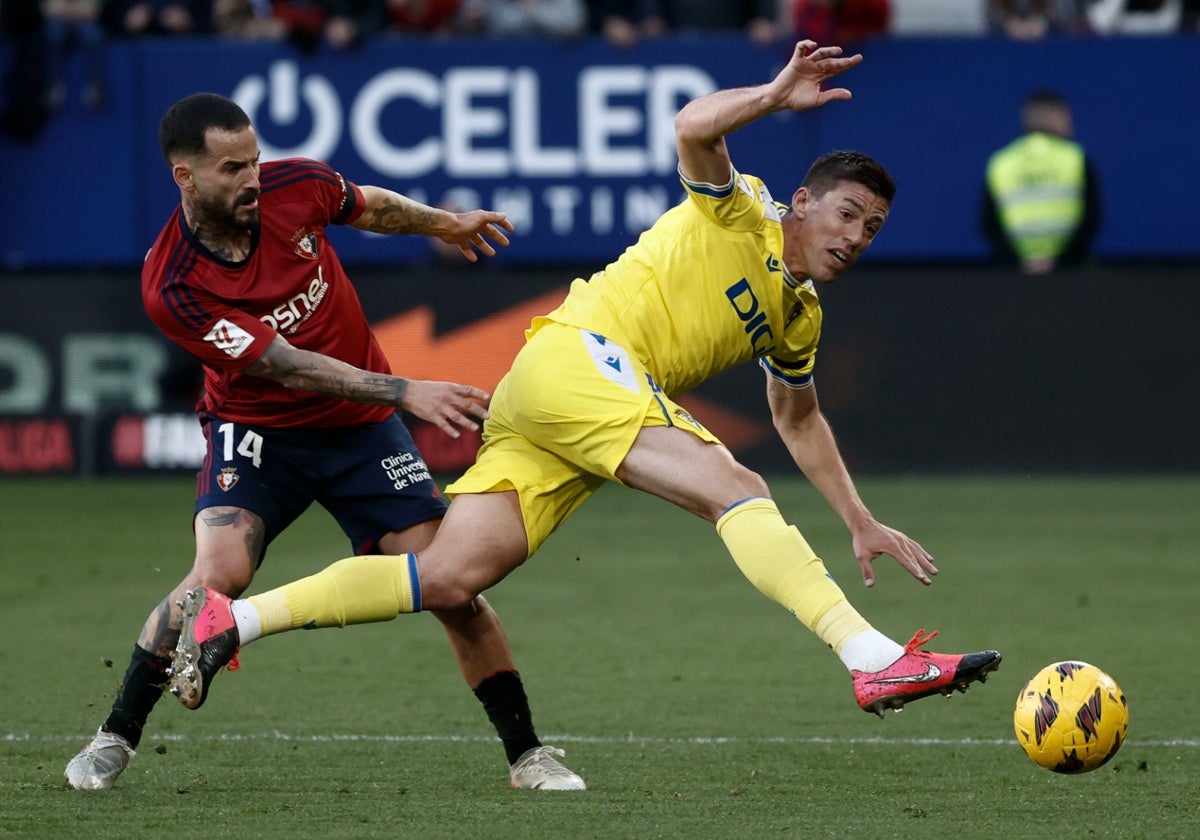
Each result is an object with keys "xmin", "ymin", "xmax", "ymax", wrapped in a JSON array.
[
  {"xmin": 837, "ymin": 630, "xmax": 904, "ymax": 672},
  {"xmin": 230, "ymin": 599, "xmax": 262, "ymax": 645}
]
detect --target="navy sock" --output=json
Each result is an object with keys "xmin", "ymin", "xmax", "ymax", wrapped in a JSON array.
[
  {"xmin": 473, "ymin": 670, "xmax": 541, "ymax": 765},
  {"xmin": 102, "ymin": 645, "xmax": 170, "ymax": 749}
]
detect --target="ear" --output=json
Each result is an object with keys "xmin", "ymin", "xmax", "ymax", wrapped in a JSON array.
[
  {"xmin": 790, "ymin": 186, "xmax": 810, "ymax": 219},
  {"xmin": 172, "ymin": 161, "xmax": 194, "ymax": 193}
]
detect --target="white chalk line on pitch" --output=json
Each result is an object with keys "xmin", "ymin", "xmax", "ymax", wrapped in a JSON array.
[{"xmin": 7, "ymin": 732, "xmax": 1200, "ymax": 748}]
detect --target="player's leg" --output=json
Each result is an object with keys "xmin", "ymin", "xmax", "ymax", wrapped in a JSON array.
[
  {"xmin": 166, "ymin": 418, "xmax": 323, "ymax": 711},
  {"xmin": 68, "ymin": 416, "xmax": 318, "ymax": 788},
  {"xmin": 168, "ymin": 497, "xmax": 582, "ymax": 789},
  {"xmin": 381, "ymin": 520, "xmax": 585, "ymax": 790},
  {"xmin": 615, "ymin": 424, "xmax": 1000, "ymax": 715},
  {"xmin": 64, "ymin": 506, "xmax": 263, "ymax": 789},
  {"xmin": 213, "ymin": 490, "xmax": 530, "ymax": 637},
  {"xmin": 168, "ymin": 414, "xmax": 585, "ymax": 788},
  {"xmin": 615, "ymin": 424, "xmax": 868, "ymax": 639},
  {"xmin": 206, "ymin": 343, "xmax": 606, "ymax": 633},
  {"xmin": 429, "ymin": 590, "xmax": 585, "ymax": 790}
]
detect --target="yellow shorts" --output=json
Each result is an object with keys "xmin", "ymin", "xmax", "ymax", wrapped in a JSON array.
[{"xmin": 446, "ymin": 321, "xmax": 721, "ymax": 556}]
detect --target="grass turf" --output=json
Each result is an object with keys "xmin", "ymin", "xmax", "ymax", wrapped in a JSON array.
[{"xmin": 1, "ymin": 475, "xmax": 1196, "ymax": 839}]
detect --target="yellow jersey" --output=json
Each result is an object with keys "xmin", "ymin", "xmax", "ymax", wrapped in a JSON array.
[{"xmin": 537, "ymin": 168, "xmax": 822, "ymax": 397}]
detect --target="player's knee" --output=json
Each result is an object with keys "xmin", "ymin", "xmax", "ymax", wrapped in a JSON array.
[
  {"xmin": 729, "ymin": 463, "xmax": 770, "ymax": 500},
  {"xmin": 413, "ymin": 559, "xmax": 476, "ymax": 610},
  {"xmin": 419, "ymin": 577, "xmax": 480, "ymax": 611},
  {"xmin": 190, "ymin": 562, "xmax": 254, "ymax": 598}
]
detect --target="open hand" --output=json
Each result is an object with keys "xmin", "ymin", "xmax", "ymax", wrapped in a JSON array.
[
  {"xmin": 436, "ymin": 210, "xmax": 515, "ymax": 262},
  {"xmin": 401, "ymin": 380, "xmax": 491, "ymax": 438},
  {"xmin": 772, "ymin": 40, "xmax": 864, "ymax": 114},
  {"xmin": 851, "ymin": 520, "xmax": 938, "ymax": 587}
]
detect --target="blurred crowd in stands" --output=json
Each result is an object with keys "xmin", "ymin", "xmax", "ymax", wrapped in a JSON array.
[{"xmin": 2, "ymin": 0, "xmax": 1198, "ymax": 139}]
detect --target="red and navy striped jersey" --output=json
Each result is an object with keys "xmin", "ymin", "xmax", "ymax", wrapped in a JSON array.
[{"xmin": 143, "ymin": 158, "xmax": 394, "ymax": 428}]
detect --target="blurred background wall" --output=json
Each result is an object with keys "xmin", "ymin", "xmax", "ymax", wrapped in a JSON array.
[
  {"xmin": 2, "ymin": 34, "xmax": 1199, "ymax": 267},
  {"xmin": 2, "ymin": 25, "xmax": 1196, "ymax": 476}
]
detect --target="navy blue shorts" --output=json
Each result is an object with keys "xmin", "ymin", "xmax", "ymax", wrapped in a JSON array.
[{"xmin": 194, "ymin": 411, "xmax": 447, "ymax": 562}]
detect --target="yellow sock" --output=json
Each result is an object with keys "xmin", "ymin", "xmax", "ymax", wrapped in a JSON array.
[
  {"xmin": 716, "ymin": 497, "xmax": 872, "ymax": 654},
  {"xmin": 247, "ymin": 554, "xmax": 421, "ymax": 638}
]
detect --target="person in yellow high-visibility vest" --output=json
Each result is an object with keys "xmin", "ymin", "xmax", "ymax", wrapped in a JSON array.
[{"xmin": 981, "ymin": 90, "xmax": 1102, "ymax": 275}]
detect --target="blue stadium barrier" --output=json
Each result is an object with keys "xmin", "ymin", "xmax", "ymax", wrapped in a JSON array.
[{"xmin": 2, "ymin": 33, "xmax": 1198, "ymax": 268}]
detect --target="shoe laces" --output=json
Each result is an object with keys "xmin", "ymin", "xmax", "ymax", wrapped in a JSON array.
[
  {"xmin": 86, "ymin": 730, "xmax": 135, "ymax": 759},
  {"xmin": 515, "ymin": 746, "xmax": 571, "ymax": 775},
  {"xmin": 903, "ymin": 628, "xmax": 939, "ymax": 653}
]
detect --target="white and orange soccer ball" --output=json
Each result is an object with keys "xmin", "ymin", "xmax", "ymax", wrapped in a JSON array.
[{"xmin": 1013, "ymin": 661, "xmax": 1129, "ymax": 774}]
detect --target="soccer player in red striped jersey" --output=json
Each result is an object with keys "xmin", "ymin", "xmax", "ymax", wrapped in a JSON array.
[{"xmin": 65, "ymin": 93, "xmax": 584, "ymax": 792}]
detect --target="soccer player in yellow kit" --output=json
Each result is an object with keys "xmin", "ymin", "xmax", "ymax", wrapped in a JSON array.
[{"xmin": 171, "ymin": 41, "xmax": 1001, "ymax": 738}]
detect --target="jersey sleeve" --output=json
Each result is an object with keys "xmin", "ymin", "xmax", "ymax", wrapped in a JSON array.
[
  {"xmin": 269, "ymin": 158, "xmax": 365, "ymax": 227},
  {"xmin": 144, "ymin": 275, "xmax": 276, "ymax": 372},
  {"xmin": 759, "ymin": 354, "xmax": 815, "ymax": 390},
  {"xmin": 761, "ymin": 282, "xmax": 823, "ymax": 389},
  {"xmin": 679, "ymin": 166, "xmax": 767, "ymax": 232}
]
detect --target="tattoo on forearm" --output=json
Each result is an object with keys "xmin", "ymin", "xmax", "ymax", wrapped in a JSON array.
[
  {"xmin": 362, "ymin": 199, "xmax": 439, "ymax": 235},
  {"xmin": 256, "ymin": 341, "xmax": 410, "ymax": 406},
  {"xmin": 311, "ymin": 373, "xmax": 409, "ymax": 405}
]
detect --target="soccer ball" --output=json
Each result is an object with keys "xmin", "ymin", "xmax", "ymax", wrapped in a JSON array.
[{"xmin": 1013, "ymin": 661, "xmax": 1129, "ymax": 774}]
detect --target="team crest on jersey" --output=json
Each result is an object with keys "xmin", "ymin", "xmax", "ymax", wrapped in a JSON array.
[
  {"xmin": 216, "ymin": 467, "xmax": 240, "ymax": 492},
  {"xmin": 292, "ymin": 229, "xmax": 318, "ymax": 260}
]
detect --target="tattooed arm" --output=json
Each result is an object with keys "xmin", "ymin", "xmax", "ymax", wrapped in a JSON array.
[
  {"xmin": 350, "ymin": 186, "xmax": 514, "ymax": 262},
  {"xmin": 244, "ymin": 334, "xmax": 489, "ymax": 437}
]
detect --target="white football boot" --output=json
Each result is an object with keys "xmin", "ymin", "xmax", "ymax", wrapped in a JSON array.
[
  {"xmin": 509, "ymin": 746, "xmax": 586, "ymax": 791},
  {"xmin": 65, "ymin": 728, "xmax": 136, "ymax": 790}
]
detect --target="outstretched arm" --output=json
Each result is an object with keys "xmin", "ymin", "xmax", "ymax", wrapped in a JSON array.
[
  {"xmin": 351, "ymin": 186, "xmax": 514, "ymax": 262},
  {"xmin": 244, "ymin": 335, "xmax": 489, "ymax": 438},
  {"xmin": 766, "ymin": 376, "xmax": 938, "ymax": 588},
  {"xmin": 674, "ymin": 40, "xmax": 863, "ymax": 187}
]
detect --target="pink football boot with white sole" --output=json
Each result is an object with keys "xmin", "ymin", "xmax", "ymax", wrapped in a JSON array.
[
  {"xmin": 168, "ymin": 586, "xmax": 241, "ymax": 710},
  {"xmin": 852, "ymin": 629, "xmax": 1001, "ymax": 717}
]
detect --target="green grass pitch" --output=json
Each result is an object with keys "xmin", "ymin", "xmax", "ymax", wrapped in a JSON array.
[{"xmin": 1, "ymin": 475, "xmax": 1197, "ymax": 839}]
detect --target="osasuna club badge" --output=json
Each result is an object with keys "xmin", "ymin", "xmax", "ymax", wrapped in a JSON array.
[
  {"xmin": 217, "ymin": 467, "xmax": 240, "ymax": 492},
  {"xmin": 293, "ymin": 230, "xmax": 318, "ymax": 260}
]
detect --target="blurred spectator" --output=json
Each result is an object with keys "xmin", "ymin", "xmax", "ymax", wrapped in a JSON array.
[
  {"xmin": 108, "ymin": 0, "xmax": 214, "ymax": 36},
  {"xmin": 324, "ymin": 0, "xmax": 387, "ymax": 47},
  {"xmin": 1, "ymin": 1, "xmax": 52, "ymax": 140},
  {"xmin": 1083, "ymin": 0, "xmax": 1182, "ymax": 33},
  {"xmin": 267, "ymin": 0, "xmax": 327, "ymax": 47},
  {"xmin": 981, "ymin": 90, "xmax": 1102, "ymax": 275},
  {"xmin": 41, "ymin": 0, "xmax": 109, "ymax": 111},
  {"xmin": 271, "ymin": 0, "xmax": 386, "ymax": 51},
  {"xmin": 586, "ymin": 0, "xmax": 667, "ymax": 47},
  {"xmin": 1185, "ymin": 0, "xmax": 1200, "ymax": 28},
  {"xmin": 987, "ymin": 0, "xmax": 1088, "ymax": 39},
  {"xmin": 655, "ymin": 0, "xmax": 780, "ymax": 44},
  {"xmin": 386, "ymin": 0, "xmax": 462, "ymax": 33},
  {"xmin": 211, "ymin": 0, "xmax": 288, "ymax": 38},
  {"xmin": 461, "ymin": 0, "xmax": 587, "ymax": 37},
  {"xmin": 791, "ymin": 0, "xmax": 889, "ymax": 44}
]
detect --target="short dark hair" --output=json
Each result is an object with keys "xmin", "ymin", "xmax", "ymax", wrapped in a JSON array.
[
  {"xmin": 1023, "ymin": 89, "xmax": 1068, "ymax": 110},
  {"xmin": 800, "ymin": 150, "xmax": 896, "ymax": 203},
  {"xmin": 1020, "ymin": 89, "xmax": 1071, "ymax": 134},
  {"xmin": 158, "ymin": 93, "xmax": 251, "ymax": 164}
]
